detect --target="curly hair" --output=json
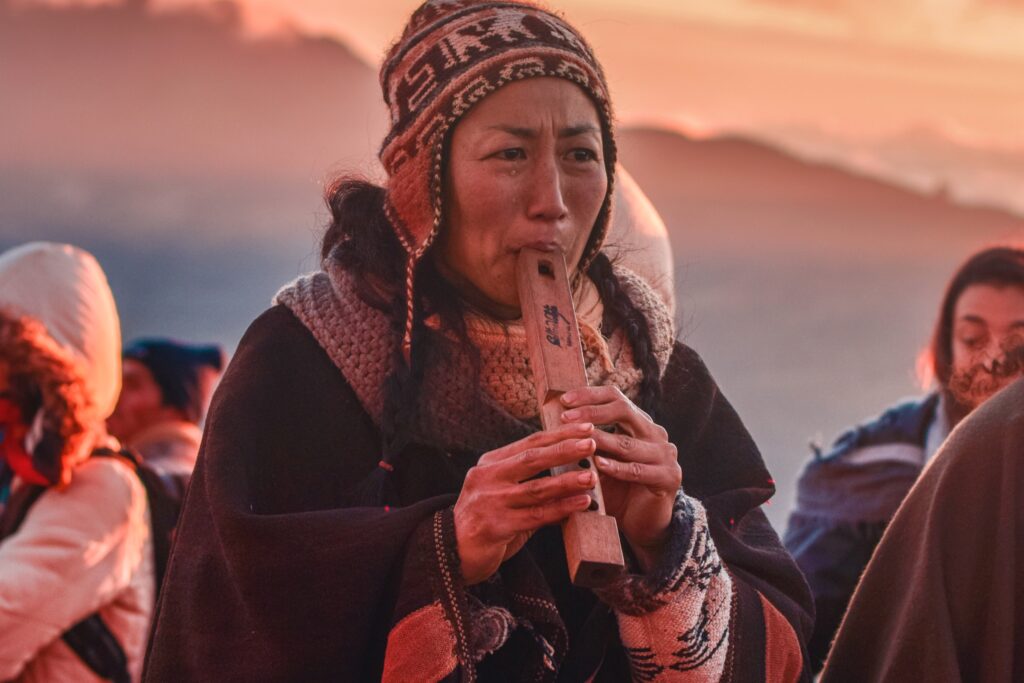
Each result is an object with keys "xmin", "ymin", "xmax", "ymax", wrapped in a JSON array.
[{"xmin": 0, "ymin": 307, "xmax": 94, "ymax": 484}]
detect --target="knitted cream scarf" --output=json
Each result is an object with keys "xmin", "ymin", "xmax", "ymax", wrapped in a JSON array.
[{"xmin": 274, "ymin": 258, "xmax": 674, "ymax": 455}]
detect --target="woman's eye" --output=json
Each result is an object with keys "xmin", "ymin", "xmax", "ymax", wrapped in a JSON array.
[
  {"xmin": 960, "ymin": 336, "xmax": 985, "ymax": 350},
  {"xmin": 567, "ymin": 148, "xmax": 598, "ymax": 162},
  {"xmin": 495, "ymin": 148, "xmax": 525, "ymax": 161}
]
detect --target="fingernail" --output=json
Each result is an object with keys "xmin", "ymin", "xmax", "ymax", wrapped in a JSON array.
[
  {"xmin": 576, "ymin": 438, "xmax": 594, "ymax": 452},
  {"xmin": 576, "ymin": 422, "xmax": 593, "ymax": 432},
  {"xmin": 577, "ymin": 471, "xmax": 594, "ymax": 485},
  {"xmin": 562, "ymin": 409, "xmax": 580, "ymax": 421},
  {"xmin": 595, "ymin": 456, "xmax": 609, "ymax": 467},
  {"xmin": 561, "ymin": 391, "xmax": 576, "ymax": 405}
]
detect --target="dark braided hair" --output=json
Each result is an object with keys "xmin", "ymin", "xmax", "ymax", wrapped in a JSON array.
[
  {"xmin": 587, "ymin": 251, "xmax": 663, "ymax": 416},
  {"xmin": 322, "ymin": 178, "xmax": 471, "ymax": 498},
  {"xmin": 321, "ymin": 177, "xmax": 666, "ymax": 498}
]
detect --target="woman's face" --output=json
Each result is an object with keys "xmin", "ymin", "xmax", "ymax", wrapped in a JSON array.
[
  {"xmin": 948, "ymin": 283, "xmax": 1024, "ymax": 408},
  {"xmin": 437, "ymin": 77, "xmax": 608, "ymax": 317}
]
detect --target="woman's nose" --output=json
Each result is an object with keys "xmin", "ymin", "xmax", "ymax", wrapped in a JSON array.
[{"xmin": 525, "ymin": 157, "xmax": 568, "ymax": 222}]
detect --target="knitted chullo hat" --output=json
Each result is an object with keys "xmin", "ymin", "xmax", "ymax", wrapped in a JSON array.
[{"xmin": 379, "ymin": 0, "xmax": 617, "ymax": 359}]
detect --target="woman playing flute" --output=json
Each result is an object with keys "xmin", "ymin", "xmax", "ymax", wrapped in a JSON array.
[{"xmin": 146, "ymin": 2, "xmax": 812, "ymax": 680}]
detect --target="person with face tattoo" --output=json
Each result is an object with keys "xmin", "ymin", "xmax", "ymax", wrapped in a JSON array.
[
  {"xmin": 821, "ymin": 370, "xmax": 1024, "ymax": 682},
  {"xmin": 784, "ymin": 245, "xmax": 1024, "ymax": 671}
]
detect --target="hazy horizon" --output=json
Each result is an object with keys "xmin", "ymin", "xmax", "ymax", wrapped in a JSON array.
[
  {"xmin": 4, "ymin": 0, "xmax": 1024, "ymax": 528},
  {"xmin": 145, "ymin": 0, "xmax": 1024, "ymax": 216}
]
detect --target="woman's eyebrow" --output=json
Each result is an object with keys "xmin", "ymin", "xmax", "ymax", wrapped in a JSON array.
[
  {"xmin": 957, "ymin": 315, "xmax": 988, "ymax": 326},
  {"xmin": 485, "ymin": 123, "xmax": 600, "ymax": 138},
  {"xmin": 487, "ymin": 124, "xmax": 536, "ymax": 138},
  {"xmin": 559, "ymin": 124, "xmax": 600, "ymax": 138}
]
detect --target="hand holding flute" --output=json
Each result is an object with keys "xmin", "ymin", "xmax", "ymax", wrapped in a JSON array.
[{"xmin": 453, "ymin": 248, "xmax": 681, "ymax": 587}]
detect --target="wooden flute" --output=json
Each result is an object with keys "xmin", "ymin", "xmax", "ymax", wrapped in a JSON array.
[{"xmin": 516, "ymin": 247, "xmax": 625, "ymax": 587}]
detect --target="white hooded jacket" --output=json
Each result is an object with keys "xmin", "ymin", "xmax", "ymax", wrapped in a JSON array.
[
  {"xmin": 610, "ymin": 164, "xmax": 676, "ymax": 318},
  {"xmin": 0, "ymin": 243, "xmax": 154, "ymax": 682}
]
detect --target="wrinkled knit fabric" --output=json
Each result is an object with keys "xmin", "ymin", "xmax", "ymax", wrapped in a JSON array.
[
  {"xmin": 274, "ymin": 257, "xmax": 674, "ymax": 454},
  {"xmin": 458, "ymin": 270, "xmax": 673, "ymax": 421},
  {"xmin": 595, "ymin": 494, "xmax": 732, "ymax": 679}
]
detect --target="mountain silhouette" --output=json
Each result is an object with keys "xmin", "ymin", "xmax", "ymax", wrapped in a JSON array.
[
  {"xmin": 617, "ymin": 127, "xmax": 1023, "ymax": 525},
  {"xmin": 618, "ymin": 127, "xmax": 1024, "ymax": 260},
  {"xmin": 0, "ymin": 0, "xmax": 384, "ymax": 179}
]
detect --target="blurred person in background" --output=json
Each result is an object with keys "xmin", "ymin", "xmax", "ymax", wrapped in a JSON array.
[
  {"xmin": 821, "ymin": 370, "xmax": 1024, "ymax": 682},
  {"xmin": 784, "ymin": 245, "xmax": 1024, "ymax": 670},
  {"xmin": 0, "ymin": 242, "xmax": 153, "ymax": 683},
  {"xmin": 107, "ymin": 338, "xmax": 224, "ymax": 485}
]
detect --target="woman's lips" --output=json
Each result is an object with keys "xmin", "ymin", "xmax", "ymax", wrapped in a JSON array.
[{"xmin": 517, "ymin": 241, "xmax": 561, "ymax": 253}]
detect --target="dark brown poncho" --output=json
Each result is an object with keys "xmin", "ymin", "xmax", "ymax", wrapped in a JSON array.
[
  {"xmin": 143, "ymin": 305, "xmax": 813, "ymax": 681},
  {"xmin": 823, "ymin": 377, "xmax": 1024, "ymax": 682}
]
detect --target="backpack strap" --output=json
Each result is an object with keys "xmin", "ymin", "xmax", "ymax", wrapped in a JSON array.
[
  {"xmin": 0, "ymin": 453, "xmax": 132, "ymax": 683},
  {"xmin": 0, "ymin": 479, "xmax": 45, "ymax": 540},
  {"xmin": 62, "ymin": 614, "xmax": 132, "ymax": 683},
  {"xmin": 92, "ymin": 445, "xmax": 185, "ymax": 588}
]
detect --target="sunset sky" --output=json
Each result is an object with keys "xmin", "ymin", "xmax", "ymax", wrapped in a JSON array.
[
  {"xmin": 222, "ymin": 0, "xmax": 1024, "ymax": 136},
  {"xmin": 18, "ymin": 0, "xmax": 1023, "ymax": 213},
  {"xmin": 117, "ymin": 0, "xmax": 1023, "ymax": 213}
]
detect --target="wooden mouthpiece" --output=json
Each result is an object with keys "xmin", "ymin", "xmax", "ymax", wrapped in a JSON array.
[{"xmin": 516, "ymin": 248, "xmax": 625, "ymax": 587}]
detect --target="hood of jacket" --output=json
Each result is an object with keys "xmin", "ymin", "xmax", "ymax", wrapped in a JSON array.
[{"xmin": 0, "ymin": 242, "xmax": 121, "ymax": 483}]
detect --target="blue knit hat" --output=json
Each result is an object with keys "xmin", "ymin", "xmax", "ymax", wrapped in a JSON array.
[{"xmin": 122, "ymin": 338, "xmax": 225, "ymax": 423}]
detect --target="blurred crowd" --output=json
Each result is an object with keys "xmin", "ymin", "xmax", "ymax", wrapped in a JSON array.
[
  {"xmin": 0, "ymin": 243, "xmax": 223, "ymax": 681},
  {"xmin": 0, "ymin": 238, "xmax": 1020, "ymax": 681}
]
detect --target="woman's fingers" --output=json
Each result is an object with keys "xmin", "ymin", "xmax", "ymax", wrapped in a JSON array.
[
  {"xmin": 561, "ymin": 385, "xmax": 623, "ymax": 407},
  {"xmin": 460, "ymin": 471, "xmax": 595, "ymax": 547},
  {"xmin": 590, "ymin": 428, "xmax": 673, "ymax": 465},
  {"xmin": 559, "ymin": 386, "xmax": 665, "ymax": 440},
  {"xmin": 594, "ymin": 454, "xmax": 681, "ymax": 494},
  {"xmin": 497, "ymin": 434, "xmax": 598, "ymax": 482},
  {"xmin": 503, "ymin": 468, "xmax": 597, "ymax": 509},
  {"xmin": 477, "ymin": 421, "xmax": 594, "ymax": 467},
  {"xmin": 496, "ymin": 493, "xmax": 593, "ymax": 534}
]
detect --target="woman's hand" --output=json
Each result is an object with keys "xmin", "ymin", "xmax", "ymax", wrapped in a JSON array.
[
  {"xmin": 454, "ymin": 421, "xmax": 599, "ymax": 585},
  {"xmin": 560, "ymin": 386, "xmax": 682, "ymax": 572}
]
